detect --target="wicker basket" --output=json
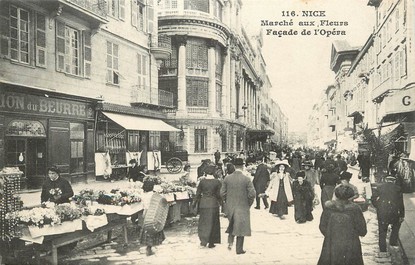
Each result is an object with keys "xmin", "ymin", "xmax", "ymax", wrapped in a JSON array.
[{"xmin": 143, "ymin": 193, "xmax": 169, "ymax": 233}]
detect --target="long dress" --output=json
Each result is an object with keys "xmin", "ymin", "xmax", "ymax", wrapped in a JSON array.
[
  {"xmin": 269, "ymin": 179, "xmax": 289, "ymax": 216},
  {"xmin": 195, "ymin": 176, "xmax": 222, "ymax": 245},
  {"xmin": 139, "ymin": 192, "xmax": 166, "ymax": 247},
  {"xmin": 293, "ymin": 180, "xmax": 314, "ymax": 223}
]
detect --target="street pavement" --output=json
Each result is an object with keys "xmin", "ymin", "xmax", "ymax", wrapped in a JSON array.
[{"xmin": 18, "ymin": 166, "xmax": 405, "ymax": 265}]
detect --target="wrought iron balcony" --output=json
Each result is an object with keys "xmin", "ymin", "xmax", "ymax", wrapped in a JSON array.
[
  {"xmin": 131, "ymin": 86, "xmax": 175, "ymax": 109},
  {"xmin": 151, "ymin": 34, "xmax": 172, "ymax": 61},
  {"xmin": 39, "ymin": 0, "xmax": 107, "ymax": 27}
]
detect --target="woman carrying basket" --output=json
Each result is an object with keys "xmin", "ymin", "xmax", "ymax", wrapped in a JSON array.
[{"xmin": 139, "ymin": 179, "xmax": 167, "ymax": 256}]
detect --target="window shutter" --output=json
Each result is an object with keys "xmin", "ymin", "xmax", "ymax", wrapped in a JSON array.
[
  {"xmin": 142, "ymin": 55, "xmax": 147, "ymax": 75},
  {"xmin": 35, "ymin": 13, "xmax": 46, "ymax": 67},
  {"xmin": 131, "ymin": 0, "xmax": 138, "ymax": 28},
  {"xmin": 137, "ymin": 53, "xmax": 142, "ymax": 74},
  {"xmin": 56, "ymin": 21, "xmax": 66, "ymax": 72},
  {"xmin": 147, "ymin": 0, "xmax": 154, "ymax": 34},
  {"xmin": 83, "ymin": 31, "xmax": 92, "ymax": 78},
  {"xmin": 119, "ymin": 0, "xmax": 125, "ymax": 20},
  {"xmin": 0, "ymin": 2, "xmax": 10, "ymax": 58}
]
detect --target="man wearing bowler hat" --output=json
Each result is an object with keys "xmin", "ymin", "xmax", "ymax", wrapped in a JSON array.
[{"xmin": 221, "ymin": 158, "xmax": 256, "ymax": 254}]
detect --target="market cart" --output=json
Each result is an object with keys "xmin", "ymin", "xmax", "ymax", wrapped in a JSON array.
[{"xmin": 161, "ymin": 150, "xmax": 188, "ymax": 173}]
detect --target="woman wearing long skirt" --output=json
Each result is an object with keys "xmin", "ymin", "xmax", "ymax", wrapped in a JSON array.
[
  {"xmin": 193, "ymin": 165, "xmax": 223, "ymax": 248},
  {"xmin": 139, "ymin": 180, "xmax": 166, "ymax": 256},
  {"xmin": 264, "ymin": 160, "xmax": 293, "ymax": 219}
]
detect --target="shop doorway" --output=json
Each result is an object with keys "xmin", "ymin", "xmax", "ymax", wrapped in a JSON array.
[{"xmin": 5, "ymin": 138, "xmax": 46, "ymax": 189}]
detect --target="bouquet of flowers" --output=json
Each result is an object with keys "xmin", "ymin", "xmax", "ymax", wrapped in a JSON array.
[
  {"xmin": 6, "ymin": 207, "xmax": 61, "ymax": 227},
  {"xmin": 73, "ymin": 189, "xmax": 105, "ymax": 205},
  {"xmin": 96, "ymin": 188, "xmax": 141, "ymax": 206},
  {"xmin": 54, "ymin": 203, "xmax": 83, "ymax": 222},
  {"xmin": 49, "ymin": 188, "xmax": 62, "ymax": 197}
]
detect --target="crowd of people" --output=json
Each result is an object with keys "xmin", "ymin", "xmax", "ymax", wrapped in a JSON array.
[
  {"xmin": 190, "ymin": 147, "xmax": 411, "ymax": 260},
  {"xmin": 37, "ymin": 146, "xmax": 413, "ymax": 260}
]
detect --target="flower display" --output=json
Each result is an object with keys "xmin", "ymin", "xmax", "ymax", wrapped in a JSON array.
[
  {"xmin": 6, "ymin": 207, "xmax": 61, "ymax": 227},
  {"xmin": 54, "ymin": 203, "xmax": 83, "ymax": 222},
  {"xmin": 72, "ymin": 189, "xmax": 105, "ymax": 205},
  {"xmin": 96, "ymin": 188, "xmax": 141, "ymax": 206}
]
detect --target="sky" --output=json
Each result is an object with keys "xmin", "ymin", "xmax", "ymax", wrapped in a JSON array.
[{"xmin": 241, "ymin": 0, "xmax": 375, "ymax": 133}]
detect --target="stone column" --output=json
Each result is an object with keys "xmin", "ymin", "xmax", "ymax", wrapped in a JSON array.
[
  {"xmin": 230, "ymin": 53, "xmax": 236, "ymax": 120},
  {"xmin": 222, "ymin": 47, "xmax": 230, "ymax": 118},
  {"xmin": 176, "ymin": 36, "xmax": 187, "ymax": 115},
  {"xmin": 208, "ymin": 39, "xmax": 217, "ymax": 116}
]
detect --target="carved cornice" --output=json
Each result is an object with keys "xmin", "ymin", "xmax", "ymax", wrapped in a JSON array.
[{"xmin": 159, "ymin": 18, "xmax": 231, "ymax": 38}]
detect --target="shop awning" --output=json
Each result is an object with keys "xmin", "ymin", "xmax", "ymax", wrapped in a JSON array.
[
  {"xmin": 379, "ymin": 122, "xmax": 400, "ymax": 136},
  {"xmin": 102, "ymin": 112, "xmax": 180, "ymax": 132}
]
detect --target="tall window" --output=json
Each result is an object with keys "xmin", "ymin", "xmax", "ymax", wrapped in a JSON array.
[
  {"xmin": 0, "ymin": 4, "xmax": 46, "ymax": 67},
  {"xmin": 184, "ymin": 0, "xmax": 209, "ymax": 12},
  {"xmin": 106, "ymin": 41, "xmax": 119, "ymax": 84},
  {"xmin": 399, "ymin": 47, "xmax": 406, "ymax": 77},
  {"xmin": 216, "ymin": 82, "xmax": 222, "ymax": 112},
  {"xmin": 56, "ymin": 21, "xmax": 91, "ymax": 77},
  {"xmin": 132, "ymin": 0, "xmax": 145, "ymax": 31},
  {"xmin": 107, "ymin": 0, "xmax": 125, "ymax": 19},
  {"xmin": 214, "ymin": 0, "xmax": 223, "ymax": 21},
  {"xmin": 194, "ymin": 129, "xmax": 207, "ymax": 153},
  {"xmin": 186, "ymin": 78, "xmax": 208, "ymax": 107},
  {"xmin": 70, "ymin": 123, "xmax": 85, "ymax": 174},
  {"xmin": 10, "ymin": 5, "xmax": 29, "ymax": 64},
  {"xmin": 164, "ymin": 0, "xmax": 178, "ymax": 8},
  {"xmin": 186, "ymin": 38, "xmax": 208, "ymax": 71}
]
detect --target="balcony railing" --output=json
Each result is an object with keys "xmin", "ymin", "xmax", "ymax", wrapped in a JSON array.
[
  {"xmin": 65, "ymin": 0, "xmax": 107, "ymax": 17},
  {"xmin": 41, "ymin": 0, "xmax": 107, "ymax": 26},
  {"xmin": 131, "ymin": 85, "xmax": 151, "ymax": 105}
]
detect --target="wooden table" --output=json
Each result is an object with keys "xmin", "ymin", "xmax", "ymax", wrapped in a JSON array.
[{"xmin": 36, "ymin": 216, "xmax": 129, "ymax": 265}]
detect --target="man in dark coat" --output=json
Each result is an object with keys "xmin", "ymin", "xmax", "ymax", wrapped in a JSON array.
[
  {"xmin": 371, "ymin": 175, "xmax": 405, "ymax": 253},
  {"xmin": 357, "ymin": 151, "xmax": 371, "ymax": 182},
  {"xmin": 41, "ymin": 166, "xmax": 74, "ymax": 204},
  {"xmin": 335, "ymin": 154, "xmax": 348, "ymax": 174},
  {"xmin": 318, "ymin": 184, "xmax": 367, "ymax": 265},
  {"xmin": 214, "ymin": 150, "xmax": 221, "ymax": 165},
  {"xmin": 253, "ymin": 163, "xmax": 270, "ymax": 210},
  {"xmin": 221, "ymin": 158, "xmax": 256, "ymax": 255}
]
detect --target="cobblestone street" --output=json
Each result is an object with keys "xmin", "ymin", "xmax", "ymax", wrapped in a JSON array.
[{"xmin": 59, "ymin": 201, "xmax": 395, "ymax": 265}]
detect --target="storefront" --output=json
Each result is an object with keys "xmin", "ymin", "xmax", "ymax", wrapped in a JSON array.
[
  {"xmin": 94, "ymin": 103, "xmax": 180, "ymax": 178},
  {"xmin": 0, "ymin": 85, "xmax": 97, "ymax": 189}
]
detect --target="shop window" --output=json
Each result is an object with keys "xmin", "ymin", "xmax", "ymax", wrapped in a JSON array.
[
  {"xmin": 194, "ymin": 129, "xmax": 207, "ymax": 153},
  {"xmin": 106, "ymin": 41, "xmax": 120, "ymax": 85},
  {"xmin": 70, "ymin": 123, "xmax": 85, "ymax": 174},
  {"xmin": 128, "ymin": 131, "xmax": 140, "ymax": 151},
  {"xmin": 0, "ymin": 3, "xmax": 46, "ymax": 67},
  {"xmin": 56, "ymin": 21, "xmax": 91, "ymax": 77},
  {"xmin": 186, "ymin": 78, "xmax": 208, "ymax": 107},
  {"xmin": 149, "ymin": 131, "xmax": 160, "ymax": 151}
]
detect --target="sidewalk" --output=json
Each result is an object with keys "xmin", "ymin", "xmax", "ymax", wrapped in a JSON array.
[
  {"xmin": 349, "ymin": 165, "xmax": 414, "ymax": 265},
  {"xmin": 400, "ymin": 193, "xmax": 415, "ymax": 265}
]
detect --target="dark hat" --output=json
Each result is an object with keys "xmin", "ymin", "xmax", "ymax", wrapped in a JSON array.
[
  {"xmin": 339, "ymin": 171, "xmax": 353, "ymax": 180},
  {"xmin": 129, "ymin": 159, "xmax": 137, "ymax": 164},
  {"xmin": 233, "ymin": 158, "xmax": 245, "ymax": 166},
  {"xmin": 296, "ymin": 171, "xmax": 305, "ymax": 178}
]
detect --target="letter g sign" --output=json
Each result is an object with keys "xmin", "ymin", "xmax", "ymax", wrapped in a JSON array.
[{"xmin": 402, "ymin": 96, "xmax": 411, "ymax": 106}]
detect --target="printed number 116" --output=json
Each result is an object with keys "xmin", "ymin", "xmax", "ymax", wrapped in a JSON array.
[{"xmin": 282, "ymin": 11, "xmax": 296, "ymax": 17}]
